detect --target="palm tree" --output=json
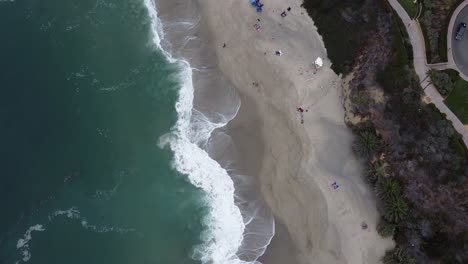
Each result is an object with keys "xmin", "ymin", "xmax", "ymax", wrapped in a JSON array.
[
  {"xmin": 355, "ymin": 131, "xmax": 380, "ymax": 157},
  {"xmin": 376, "ymin": 178, "xmax": 401, "ymax": 200},
  {"xmin": 383, "ymin": 250, "xmax": 399, "ymax": 264},
  {"xmin": 384, "ymin": 196, "xmax": 409, "ymax": 223},
  {"xmin": 367, "ymin": 160, "xmax": 387, "ymax": 184},
  {"xmin": 383, "ymin": 247, "xmax": 415, "ymax": 264},
  {"xmin": 377, "ymin": 219, "xmax": 396, "ymax": 238}
]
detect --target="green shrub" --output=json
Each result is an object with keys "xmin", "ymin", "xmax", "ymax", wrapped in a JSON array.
[
  {"xmin": 376, "ymin": 178, "xmax": 402, "ymax": 201},
  {"xmin": 351, "ymin": 90, "xmax": 368, "ymax": 106},
  {"xmin": 383, "ymin": 247, "xmax": 415, "ymax": 264},
  {"xmin": 445, "ymin": 74, "xmax": 468, "ymax": 124},
  {"xmin": 367, "ymin": 161, "xmax": 388, "ymax": 184},
  {"xmin": 384, "ymin": 196, "xmax": 409, "ymax": 223},
  {"xmin": 429, "ymin": 70, "xmax": 455, "ymax": 96},
  {"xmin": 354, "ymin": 131, "xmax": 380, "ymax": 157},
  {"xmin": 301, "ymin": 0, "xmax": 373, "ymax": 74},
  {"xmin": 378, "ymin": 219, "xmax": 397, "ymax": 238}
]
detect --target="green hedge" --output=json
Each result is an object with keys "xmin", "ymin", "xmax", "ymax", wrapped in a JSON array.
[{"xmin": 445, "ymin": 75, "xmax": 468, "ymax": 124}]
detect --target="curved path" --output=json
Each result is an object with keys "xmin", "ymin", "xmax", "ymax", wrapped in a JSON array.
[
  {"xmin": 448, "ymin": 1, "xmax": 468, "ymax": 79},
  {"xmin": 387, "ymin": 0, "xmax": 468, "ymax": 147}
]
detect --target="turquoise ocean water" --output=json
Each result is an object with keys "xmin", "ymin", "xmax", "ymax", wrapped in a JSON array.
[{"xmin": 0, "ymin": 0, "xmax": 210, "ymax": 263}]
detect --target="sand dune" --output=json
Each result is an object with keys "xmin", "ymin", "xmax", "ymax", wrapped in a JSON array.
[{"xmin": 195, "ymin": 0, "xmax": 394, "ymax": 263}]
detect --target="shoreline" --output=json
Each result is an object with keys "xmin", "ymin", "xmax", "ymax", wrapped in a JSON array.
[
  {"xmin": 152, "ymin": 0, "xmax": 276, "ymax": 261},
  {"xmin": 195, "ymin": 0, "xmax": 394, "ymax": 263},
  {"xmin": 154, "ymin": 0, "xmax": 393, "ymax": 262},
  {"xmin": 226, "ymin": 87, "xmax": 300, "ymax": 263}
]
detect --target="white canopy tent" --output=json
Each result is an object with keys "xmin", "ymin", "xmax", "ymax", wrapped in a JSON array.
[{"xmin": 314, "ymin": 57, "xmax": 323, "ymax": 68}]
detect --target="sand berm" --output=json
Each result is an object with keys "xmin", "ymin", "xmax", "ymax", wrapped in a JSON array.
[{"xmin": 197, "ymin": 0, "xmax": 394, "ymax": 263}]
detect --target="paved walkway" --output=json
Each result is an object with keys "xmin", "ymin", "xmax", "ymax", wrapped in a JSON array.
[{"xmin": 387, "ymin": 0, "xmax": 468, "ymax": 147}]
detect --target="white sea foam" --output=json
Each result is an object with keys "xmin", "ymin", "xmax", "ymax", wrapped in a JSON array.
[
  {"xmin": 81, "ymin": 220, "xmax": 135, "ymax": 234},
  {"xmin": 143, "ymin": 0, "xmax": 251, "ymax": 263},
  {"xmin": 16, "ymin": 224, "xmax": 45, "ymax": 262},
  {"xmin": 16, "ymin": 225, "xmax": 45, "ymax": 249},
  {"xmin": 16, "ymin": 207, "xmax": 136, "ymax": 263},
  {"xmin": 50, "ymin": 207, "xmax": 81, "ymax": 220}
]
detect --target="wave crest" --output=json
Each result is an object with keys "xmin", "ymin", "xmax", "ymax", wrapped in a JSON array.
[{"xmin": 144, "ymin": 0, "xmax": 274, "ymax": 263}]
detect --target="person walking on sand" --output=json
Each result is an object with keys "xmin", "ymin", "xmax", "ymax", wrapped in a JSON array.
[{"xmin": 297, "ymin": 107, "xmax": 305, "ymax": 124}]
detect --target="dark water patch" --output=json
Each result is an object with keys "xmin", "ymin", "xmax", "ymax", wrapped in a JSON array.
[{"xmin": 0, "ymin": 0, "xmax": 206, "ymax": 263}]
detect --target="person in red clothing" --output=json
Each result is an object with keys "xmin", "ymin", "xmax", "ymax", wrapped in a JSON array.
[{"xmin": 297, "ymin": 107, "xmax": 305, "ymax": 124}]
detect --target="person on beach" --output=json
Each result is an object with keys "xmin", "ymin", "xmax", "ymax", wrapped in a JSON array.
[
  {"xmin": 254, "ymin": 23, "xmax": 261, "ymax": 32},
  {"xmin": 297, "ymin": 107, "xmax": 305, "ymax": 124},
  {"xmin": 361, "ymin": 222, "xmax": 368, "ymax": 230},
  {"xmin": 331, "ymin": 182, "xmax": 339, "ymax": 190}
]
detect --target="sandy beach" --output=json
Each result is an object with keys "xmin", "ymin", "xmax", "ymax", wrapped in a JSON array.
[{"xmin": 193, "ymin": 0, "xmax": 394, "ymax": 263}]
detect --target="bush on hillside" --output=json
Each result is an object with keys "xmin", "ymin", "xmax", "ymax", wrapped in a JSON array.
[
  {"xmin": 377, "ymin": 219, "xmax": 397, "ymax": 238},
  {"xmin": 354, "ymin": 131, "xmax": 380, "ymax": 157},
  {"xmin": 428, "ymin": 70, "xmax": 455, "ymax": 96},
  {"xmin": 383, "ymin": 247, "xmax": 415, "ymax": 264}
]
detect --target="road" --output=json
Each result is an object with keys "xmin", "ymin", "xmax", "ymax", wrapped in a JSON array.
[{"xmin": 452, "ymin": 5, "xmax": 468, "ymax": 77}]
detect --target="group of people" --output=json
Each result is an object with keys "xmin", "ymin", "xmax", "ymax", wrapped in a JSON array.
[
  {"xmin": 281, "ymin": 7, "xmax": 292, "ymax": 17},
  {"xmin": 250, "ymin": 0, "xmax": 264, "ymax": 12},
  {"xmin": 246, "ymin": 1, "xmax": 342, "ymax": 195}
]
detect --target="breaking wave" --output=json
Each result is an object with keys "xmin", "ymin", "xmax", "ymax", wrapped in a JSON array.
[{"xmin": 143, "ymin": 0, "xmax": 274, "ymax": 263}]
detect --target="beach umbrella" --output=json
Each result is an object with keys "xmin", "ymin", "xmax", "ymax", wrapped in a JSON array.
[{"xmin": 315, "ymin": 57, "xmax": 323, "ymax": 68}]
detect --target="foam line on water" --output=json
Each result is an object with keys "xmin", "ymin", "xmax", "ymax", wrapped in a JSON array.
[
  {"xmin": 15, "ymin": 207, "xmax": 137, "ymax": 263},
  {"xmin": 144, "ymin": 0, "xmax": 251, "ymax": 263},
  {"xmin": 16, "ymin": 225, "xmax": 45, "ymax": 262}
]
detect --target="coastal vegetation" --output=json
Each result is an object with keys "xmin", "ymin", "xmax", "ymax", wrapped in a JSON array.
[
  {"xmin": 428, "ymin": 69, "xmax": 456, "ymax": 96},
  {"xmin": 383, "ymin": 247, "xmax": 415, "ymax": 264},
  {"xmin": 354, "ymin": 131, "xmax": 380, "ymax": 157},
  {"xmin": 419, "ymin": 0, "xmax": 462, "ymax": 62},
  {"xmin": 429, "ymin": 69, "xmax": 468, "ymax": 123},
  {"xmin": 397, "ymin": 0, "xmax": 464, "ymax": 62},
  {"xmin": 303, "ymin": 0, "xmax": 468, "ymax": 262},
  {"xmin": 301, "ymin": 0, "xmax": 377, "ymax": 74},
  {"xmin": 443, "ymin": 71, "xmax": 468, "ymax": 124}
]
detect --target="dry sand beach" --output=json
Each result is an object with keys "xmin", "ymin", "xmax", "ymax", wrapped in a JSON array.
[{"xmin": 194, "ymin": 0, "xmax": 394, "ymax": 263}]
